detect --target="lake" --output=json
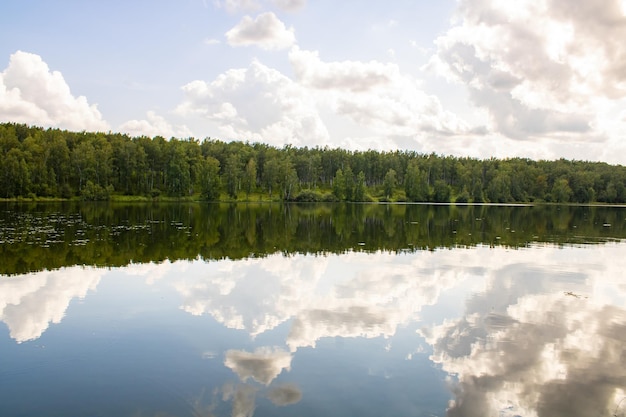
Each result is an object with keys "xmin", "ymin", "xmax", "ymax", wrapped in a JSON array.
[{"xmin": 1, "ymin": 202, "xmax": 625, "ymax": 417}]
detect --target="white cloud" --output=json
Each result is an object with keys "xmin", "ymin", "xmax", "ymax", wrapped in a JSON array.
[
  {"xmin": 0, "ymin": 267, "xmax": 102, "ymax": 343},
  {"xmin": 271, "ymin": 0, "xmax": 305, "ymax": 11},
  {"xmin": 0, "ymin": 51, "xmax": 109, "ymax": 131},
  {"xmin": 224, "ymin": 347, "xmax": 293, "ymax": 385},
  {"xmin": 221, "ymin": 383, "xmax": 257, "ymax": 417},
  {"xmin": 290, "ymin": 47, "xmax": 397, "ymax": 92},
  {"xmin": 285, "ymin": 252, "xmax": 473, "ymax": 351},
  {"xmin": 289, "ymin": 47, "xmax": 475, "ymax": 139},
  {"xmin": 118, "ymin": 111, "xmax": 193, "ymax": 138},
  {"xmin": 267, "ymin": 384, "xmax": 302, "ymax": 405},
  {"xmin": 429, "ymin": 0, "xmax": 626, "ymax": 144},
  {"xmin": 176, "ymin": 60, "xmax": 329, "ymax": 146},
  {"xmin": 420, "ymin": 243, "xmax": 626, "ymax": 417},
  {"xmin": 171, "ymin": 45, "xmax": 481, "ymax": 154},
  {"xmin": 123, "ymin": 260, "xmax": 174, "ymax": 285},
  {"xmin": 226, "ymin": 12, "xmax": 296, "ymax": 50},
  {"xmin": 215, "ymin": 0, "xmax": 261, "ymax": 14},
  {"xmin": 173, "ymin": 251, "xmax": 472, "ymax": 352},
  {"xmin": 175, "ymin": 254, "xmax": 327, "ymax": 335}
]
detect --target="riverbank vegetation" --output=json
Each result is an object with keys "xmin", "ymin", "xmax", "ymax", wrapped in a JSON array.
[{"xmin": 2, "ymin": 122, "xmax": 626, "ymax": 203}]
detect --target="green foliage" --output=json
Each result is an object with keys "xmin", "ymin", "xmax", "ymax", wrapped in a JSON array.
[
  {"xmin": 3, "ymin": 123, "xmax": 626, "ymax": 204},
  {"xmin": 551, "ymin": 178, "xmax": 573, "ymax": 203},
  {"xmin": 433, "ymin": 179, "xmax": 451, "ymax": 203},
  {"xmin": 81, "ymin": 180, "xmax": 113, "ymax": 201},
  {"xmin": 199, "ymin": 156, "xmax": 221, "ymax": 200},
  {"xmin": 243, "ymin": 158, "xmax": 257, "ymax": 197},
  {"xmin": 405, "ymin": 161, "xmax": 429, "ymax": 202},
  {"xmin": 332, "ymin": 169, "xmax": 345, "ymax": 200},
  {"xmin": 167, "ymin": 143, "xmax": 191, "ymax": 197},
  {"xmin": 344, "ymin": 166, "xmax": 355, "ymax": 201},
  {"xmin": 455, "ymin": 188, "xmax": 470, "ymax": 203},
  {"xmin": 290, "ymin": 190, "xmax": 326, "ymax": 202},
  {"xmin": 383, "ymin": 168, "xmax": 397, "ymax": 199},
  {"xmin": 224, "ymin": 153, "xmax": 241, "ymax": 199},
  {"xmin": 354, "ymin": 171, "xmax": 367, "ymax": 201}
]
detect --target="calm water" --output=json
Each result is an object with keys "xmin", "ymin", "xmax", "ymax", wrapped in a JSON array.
[{"xmin": 1, "ymin": 203, "xmax": 625, "ymax": 417}]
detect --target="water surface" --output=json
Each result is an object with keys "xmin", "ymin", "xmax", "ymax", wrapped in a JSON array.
[{"xmin": 1, "ymin": 203, "xmax": 625, "ymax": 416}]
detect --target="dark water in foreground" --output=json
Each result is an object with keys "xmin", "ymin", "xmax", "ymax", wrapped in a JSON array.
[{"xmin": 1, "ymin": 203, "xmax": 625, "ymax": 417}]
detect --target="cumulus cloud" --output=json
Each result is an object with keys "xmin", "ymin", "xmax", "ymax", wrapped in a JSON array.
[
  {"xmin": 287, "ymin": 305, "xmax": 397, "ymax": 350},
  {"xmin": 420, "ymin": 243, "xmax": 626, "ymax": 417},
  {"xmin": 176, "ymin": 60, "xmax": 329, "ymax": 147},
  {"xmin": 285, "ymin": 252, "xmax": 476, "ymax": 351},
  {"xmin": 215, "ymin": 0, "xmax": 261, "ymax": 14},
  {"xmin": 426, "ymin": 296, "xmax": 626, "ymax": 417},
  {"xmin": 118, "ymin": 111, "xmax": 193, "ymax": 139},
  {"xmin": 175, "ymin": 46, "xmax": 477, "ymax": 150},
  {"xmin": 174, "ymin": 251, "xmax": 473, "ymax": 352},
  {"xmin": 0, "ymin": 51, "xmax": 109, "ymax": 131},
  {"xmin": 175, "ymin": 254, "xmax": 327, "ymax": 335},
  {"xmin": 289, "ymin": 47, "xmax": 474, "ymax": 139},
  {"xmin": 218, "ymin": 380, "xmax": 301, "ymax": 416},
  {"xmin": 123, "ymin": 260, "xmax": 175, "ymax": 285},
  {"xmin": 224, "ymin": 347, "xmax": 293, "ymax": 385},
  {"xmin": 429, "ymin": 0, "xmax": 626, "ymax": 142},
  {"xmin": 267, "ymin": 384, "xmax": 302, "ymax": 405},
  {"xmin": 290, "ymin": 47, "xmax": 397, "ymax": 92},
  {"xmin": 226, "ymin": 12, "xmax": 296, "ymax": 50},
  {"xmin": 0, "ymin": 267, "xmax": 102, "ymax": 343},
  {"xmin": 271, "ymin": 0, "xmax": 305, "ymax": 11},
  {"xmin": 221, "ymin": 383, "xmax": 257, "ymax": 417}
]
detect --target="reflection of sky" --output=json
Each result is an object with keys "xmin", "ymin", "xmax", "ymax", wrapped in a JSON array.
[
  {"xmin": 1, "ymin": 243, "xmax": 626, "ymax": 416},
  {"xmin": 419, "ymin": 244, "xmax": 626, "ymax": 417},
  {"xmin": 0, "ymin": 267, "xmax": 102, "ymax": 342}
]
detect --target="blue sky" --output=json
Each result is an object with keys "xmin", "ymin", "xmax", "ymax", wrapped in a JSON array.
[{"xmin": 2, "ymin": 0, "xmax": 626, "ymax": 164}]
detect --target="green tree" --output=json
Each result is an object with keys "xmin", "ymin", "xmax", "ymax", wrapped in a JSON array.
[
  {"xmin": 72, "ymin": 141, "xmax": 96, "ymax": 192},
  {"xmin": 383, "ymin": 168, "xmax": 397, "ymax": 199},
  {"xmin": 263, "ymin": 155, "xmax": 280, "ymax": 199},
  {"xmin": 354, "ymin": 171, "xmax": 366, "ymax": 201},
  {"xmin": 344, "ymin": 166, "xmax": 355, "ymax": 201},
  {"xmin": 486, "ymin": 171, "xmax": 512, "ymax": 203},
  {"xmin": 405, "ymin": 161, "xmax": 429, "ymax": 201},
  {"xmin": 243, "ymin": 157, "xmax": 257, "ymax": 198},
  {"xmin": 199, "ymin": 156, "xmax": 221, "ymax": 200},
  {"xmin": 167, "ymin": 143, "xmax": 191, "ymax": 197},
  {"xmin": 1, "ymin": 148, "xmax": 30, "ymax": 197},
  {"xmin": 332, "ymin": 169, "xmax": 346, "ymax": 200},
  {"xmin": 280, "ymin": 160, "xmax": 299, "ymax": 200},
  {"xmin": 433, "ymin": 179, "xmax": 451, "ymax": 203},
  {"xmin": 551, "ymin": 178, "xmax": 572, "ymax": 203}
]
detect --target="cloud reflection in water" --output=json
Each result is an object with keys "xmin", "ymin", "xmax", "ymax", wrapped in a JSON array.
[
  {"xmin": 0, "ymin": 267, "xmax": 102, "ymax": 342},
  {"xmin": 224, "ymin": 347, "xmax": 292, "ymax": 386},
  {"xmin": 420, "ymin": 245, "xmax": 626, "ymax": 417}
]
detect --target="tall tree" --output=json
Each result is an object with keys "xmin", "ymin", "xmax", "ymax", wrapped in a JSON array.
[
  {"xmin": 383, "ymin": 168, "xmax": 397, "ymax": 199},
  {"xmin": 167, "ymin": 143, "xmax": 191, "ymax": 197},
  {"xmin": 224, "ymin": 153, "xmax": 241, "ymax": 199},
  {"xmin": 243, "ymin": 157, "xmax": 257, "ymax": 198},
  {"xmin": 354, "ymin": 171, "xmax": 366, "ymax": 201},
  {"xmin": 332, "ymin": 168, "xmax": 346, "ymax": 200},
  {"xmin": 199, "ymin": 156, "xmax": 221, "ymax": 200}
]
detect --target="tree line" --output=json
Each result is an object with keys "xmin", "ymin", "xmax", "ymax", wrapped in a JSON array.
[{"xmin": 1, "ymin": 122, "xmax": 626, "ymax": 203}]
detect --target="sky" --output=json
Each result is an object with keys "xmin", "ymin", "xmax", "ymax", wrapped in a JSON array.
[{"xmin": 1, "ymin": 0, "xmax": 626, "ymax": 164}]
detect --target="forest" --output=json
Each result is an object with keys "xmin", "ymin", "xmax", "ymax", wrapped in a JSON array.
[{"xmin": 1, "ymin": 122, "xmax": 626, "ymax": 203}]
